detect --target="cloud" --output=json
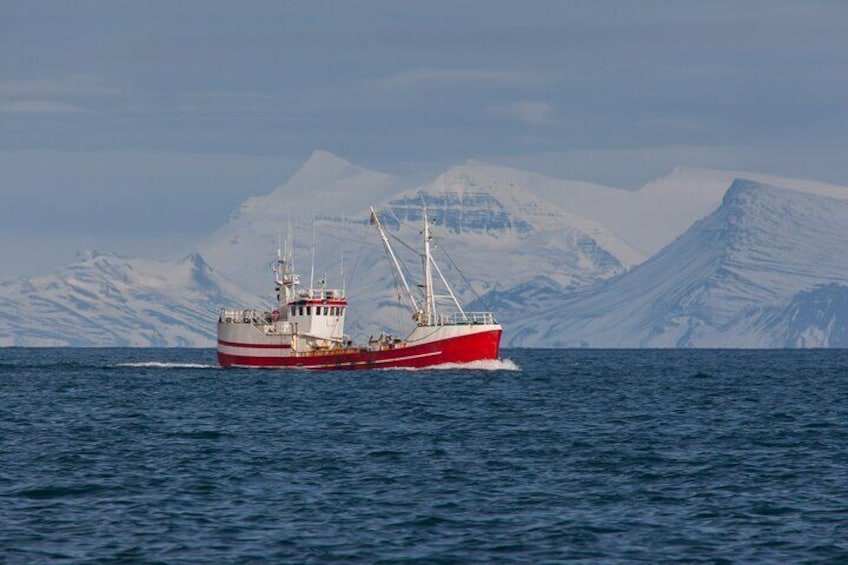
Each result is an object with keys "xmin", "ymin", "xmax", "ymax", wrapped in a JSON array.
[
  {"xmin": 0, "ymin": 76, "xmax": 123, "ymax": 114},
  {"xmin": 638, "ymin": 117, "xmax": 711, "ymax": 135},
  {"xmin": 486, "ymin": 100, "xmax": 555, "ymax": 126},
  {"xmin": 375, "ymin": 68, "xmax": 548, "ymax": 90},
  {"xmin": 0, "ymin": 100, "xmax": 89, "ymax": 113},
  {"xmin": 0, "ymin": 76, "xmax": 121, "ymax": 97}
]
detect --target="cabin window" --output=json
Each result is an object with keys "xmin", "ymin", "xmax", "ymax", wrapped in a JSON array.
[
  {"xmin": 306, "ymin": 306, "xmax": 311, "ymax": 315},
  {"xmin": 299, "ymin": 306, "xmax": 304, "ymax": 316},
  {"xmin": 290, "ymin": 306, "xmax": 295, "ymax": 316},
  {"xmin": 323, "ymin": 306, "xmax": 329, "ymax": 315}
]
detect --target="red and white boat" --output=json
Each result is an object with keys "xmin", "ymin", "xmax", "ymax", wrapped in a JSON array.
[{"xmin": 217, "ymin": 207, "xmax": 502, "ymax": 369}]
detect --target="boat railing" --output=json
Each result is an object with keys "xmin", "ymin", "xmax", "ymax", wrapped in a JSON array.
[
  {"xmin": 296, "ymin": 288, "xmax": 345, "ymax": 300},
  {"xmin": 427, "ymin": 311, "xmax": 497, "ymax": 326},
  {"xmin": 219, "ymin": 308, "xmax": 272, "ymax": 324}
]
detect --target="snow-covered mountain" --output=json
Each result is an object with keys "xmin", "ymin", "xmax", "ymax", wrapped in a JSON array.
[
  {"xmin": 3, "ymin": 150, "xmax": 847, "ymax": 348},
  {"xmin": 198, "ymin": 150, "xmax": 406, "ymax": 295},
  {"xmin": 196, "ymin": 156, "xmax": 642, "ymax": 341},
  {"xmin": 507, "ymin": 179, "xmax": 848, "ymax": 347},
  {"xmin": 487, "ymin": 163, "xmax": 848, "ymax": 256},
  {"xmin": 0, "ymin": 252, "xmax": 260, "ymax": 346}
]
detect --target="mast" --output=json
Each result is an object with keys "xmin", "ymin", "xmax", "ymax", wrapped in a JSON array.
[
  {"xmin": 422, "ymin": 207, "xmax": 435, "ymax": 325},
  {"xmin": 273, "ymin": 237, "xmax": 299, "ymax": 308},
  {"xmin": 430, "ymin": 253, "xmax": 466, "ymax": 320},
  {"xmin": 274, "ymin": 244, "xmax": 284, "ymax": 307},
  {"xmin": 370, "ymin": 207, "xmax": 421, "ymax": 319}
]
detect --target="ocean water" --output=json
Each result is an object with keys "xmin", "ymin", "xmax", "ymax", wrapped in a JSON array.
[{"xmin": 1, "ymin": 348, "xmax": 846, "ymax": 563}]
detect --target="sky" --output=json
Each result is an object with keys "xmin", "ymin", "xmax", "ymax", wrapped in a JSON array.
[{"xmin": 1, "ymin": 0, "xmax": 847, "ymax": 277}]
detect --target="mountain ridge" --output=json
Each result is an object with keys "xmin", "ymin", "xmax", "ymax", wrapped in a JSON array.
[
  {"xmin": 3, "ymin": 150, "xmax": 847, "ymax": 348},
  {"xmin": 505, "ymin": 179, "xmax": 848, "ymax": 347},
  {"xmin": 0, "ymin": 252, "xmax": 260, "ymax": 346}
]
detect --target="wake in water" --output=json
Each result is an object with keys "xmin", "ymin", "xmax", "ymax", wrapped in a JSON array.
[
  {"xmin": 113, "ymin": 362, "xmax": 219, "ymax": 369},
  {"xmin": 388, "ymin": 358, "xmax": 521, "ymax": 372},
  {"xmin": 112, "ymin": 359, "xmax": 520, "ymax": 371}
]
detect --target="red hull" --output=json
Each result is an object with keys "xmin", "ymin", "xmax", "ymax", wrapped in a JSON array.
[{"xmin": 218, "ymin": 327, "xmax": 502, "ymax": 370}]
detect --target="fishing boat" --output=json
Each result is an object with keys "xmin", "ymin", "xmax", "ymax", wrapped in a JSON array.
[{"xmin": 216, "ymin": 207, "xmax": 502, "ymax": 369}]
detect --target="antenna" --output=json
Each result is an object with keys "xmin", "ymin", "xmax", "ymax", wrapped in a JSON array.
[
  {"xmin": 340, "ymin": 251, "xmax": 346, "ymax": 296},
  {"xmin": 287, "ymin": 213, "xmax": 295, "ymax": 274},
  {"xmin": 309, "ymin": 218, "xmax": 316, "ymax": 291}
]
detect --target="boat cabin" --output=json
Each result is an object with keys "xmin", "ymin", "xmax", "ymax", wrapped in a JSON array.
[{"xmin": 284, "ymin": 287, "xmax": 347, "ymax": 342}]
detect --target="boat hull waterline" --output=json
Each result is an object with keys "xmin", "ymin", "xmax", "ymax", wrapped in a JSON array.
[{"xmin": 218, "ymin": 325, "xmax": 502, "ymax": 370}]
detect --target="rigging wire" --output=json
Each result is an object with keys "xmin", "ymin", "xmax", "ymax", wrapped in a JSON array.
[
  {"xmin": 346, "ymin": 218, "xmax": 373, "ymax": 296},
  {"xmin": 382, "ymin": 204, "xmax": 493, "ymax": 313},
  {"xmin": 375, "ymin": 222, "xmax": 411, "ymax": 315},
  {"xmin": 430, "ymin": 232, "xmax": 493, "ymax": 312},
  {"xmin": 377, "ymin": 208, "xmax": 424, "ymax": 300}
]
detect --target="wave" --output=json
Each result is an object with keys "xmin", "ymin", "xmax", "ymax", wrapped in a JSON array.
[{"xmin": 112, "ymin": 362, "xmax": 218, "ymax": 369}]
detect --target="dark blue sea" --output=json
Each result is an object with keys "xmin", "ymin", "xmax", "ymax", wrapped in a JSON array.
[{"xmin": 1, "ymin": 348, "xmax": 847, "ymax": 563}]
